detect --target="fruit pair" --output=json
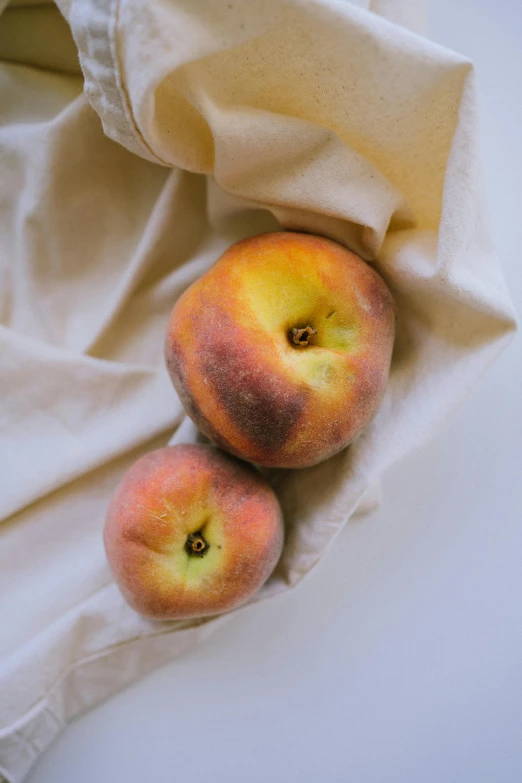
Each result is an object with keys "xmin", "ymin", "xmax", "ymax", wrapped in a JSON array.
[{"xmin": 104, "ymin": 233, "xmax": 395, "ymax": 620}]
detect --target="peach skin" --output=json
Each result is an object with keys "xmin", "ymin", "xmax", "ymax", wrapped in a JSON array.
[
  {"xmin": 104, "ymin": 445, "xmax": 284, "ymax": 620},
  {"xmin": 165, "ymin": 231, "xmax": 395, "ymax": 469}
]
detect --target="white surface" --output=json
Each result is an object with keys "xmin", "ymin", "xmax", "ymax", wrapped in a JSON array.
[{"xmin": 27, "ymin": 1, "xmax": 522, "ymax": 781}]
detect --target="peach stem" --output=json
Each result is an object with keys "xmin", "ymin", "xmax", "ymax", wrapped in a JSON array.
[
  {"xmin": 185, "ymin": 532, "xmax": 210, "ymax": 557},
  {"xmin": 290, "ymin": 325, "xmax": 317, "ymax": 347}
]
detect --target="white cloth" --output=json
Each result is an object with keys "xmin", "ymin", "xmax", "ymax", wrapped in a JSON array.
[{"xmin": 0, "ymin": 1, "xmax": 516, "ymax": 780}]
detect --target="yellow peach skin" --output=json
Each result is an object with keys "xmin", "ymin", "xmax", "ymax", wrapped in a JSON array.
[
  {"xmin": 104, "ymin": 445, "xmax": 284, "ymax": 620},
  {"xmin": 166, "ymin": 232, "xmax": 395, "ymax": 469}
]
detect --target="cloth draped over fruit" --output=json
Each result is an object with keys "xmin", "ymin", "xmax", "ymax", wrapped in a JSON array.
[{"xmin": 0, "ymin": 1, "xmax": 516, "ymax": 781}]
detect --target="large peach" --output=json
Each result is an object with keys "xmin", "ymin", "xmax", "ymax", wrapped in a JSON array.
[
  {"xmin": 104, "ymin": 445, "xmax": 284, "ymax": 620},
  {"xmin": 166, "ymin": 231, "xmax": 395, "ymax": 469}
]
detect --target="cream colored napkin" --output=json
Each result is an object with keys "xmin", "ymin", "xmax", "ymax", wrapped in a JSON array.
[{"xmin": 0, "ymin": 1, "xmax": 516, "ymax": 780}]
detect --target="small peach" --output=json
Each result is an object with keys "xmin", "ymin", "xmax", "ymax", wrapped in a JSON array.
[{"xmin": 104, "ymin": 445, "xmax": 284, "ymax": 620}]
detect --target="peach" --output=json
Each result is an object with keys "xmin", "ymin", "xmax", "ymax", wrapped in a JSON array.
[
  {"xmin": 165, "ymin": 232, "xmax": 395, "ymax": 468},
  {"xmin": 104, "ymin": 445, "xmax": 284, "ymax": 620}
]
